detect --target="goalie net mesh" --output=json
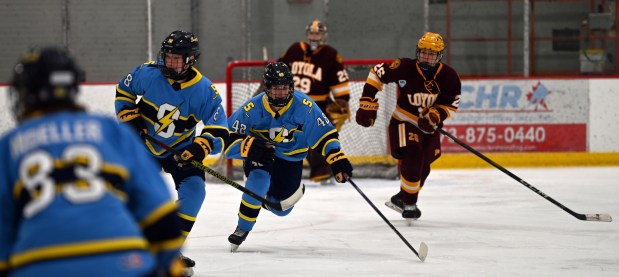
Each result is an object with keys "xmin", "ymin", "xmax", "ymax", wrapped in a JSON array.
[{"xmin": 224, "ymin": 59, "xmax": 399, "ymax": 180}]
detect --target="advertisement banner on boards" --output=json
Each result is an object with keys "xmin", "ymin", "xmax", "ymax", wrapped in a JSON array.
[{"xmin": 445, "ymin": 79, "xmax": 588, "ymax": 152}]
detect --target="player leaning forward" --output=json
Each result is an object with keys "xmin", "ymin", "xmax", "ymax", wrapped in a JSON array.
[
  {"xmin": 115, "ymin": 30, "xmax": 229, "ymax": 275},
  {"xmin": 356, "ymin": 32, "xmax": 462, "ymax": 220},
  {"xmin": 225, "ymin": 62, "xmax": 353, "ymax": 251}
]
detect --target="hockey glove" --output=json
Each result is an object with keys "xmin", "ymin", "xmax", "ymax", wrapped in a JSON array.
[
  {"xmin": 117, "ymin": 107, "xmax": 147, "ymax": 137},
  {"xmin": 175, "ymin": 136, "xmax": 213, "ymax": 168},
  {"xmin": 355, "ymin": 97, "xmax": 379, "ymax": 127},
  {"xmin": 417, "ymin": 106, "xmax": 441, "ymax": 133},
  {"xmin": 240, "ymin": 136, "xmax": 275, "ymax": 168},
  {"xmin": 326, "ymin": 149, "xmax": 353, "ymax": 183},
  {"xmin": 326, "ymin": 99, "xmax": 351, "ymax": 131}
]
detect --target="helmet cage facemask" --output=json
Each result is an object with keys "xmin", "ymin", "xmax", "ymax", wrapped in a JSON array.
[
  {"xmin": 416, "ymin": 32, "xmax": 445, "ymax": 71},
  {"xmin": 264, "ymin": 62, "xmax": 294, "ymax": 107},
  {"xmin": 265, "ymin": 84, "xmax": 294, "ymax": 107},
  {"xmin": 158, "ymin": 31, "xmax": 200, "ymax": 80},
  {"xmin": 158, "ymin": 51, "xmax": 197, "ymax": 80},
  {"xmin": 416, "ymin": 48, "xmax": 443, "ymax": 71},
  {"xmin": 305, "ymin": 20, "xmax": 327, "ymax": 51}
]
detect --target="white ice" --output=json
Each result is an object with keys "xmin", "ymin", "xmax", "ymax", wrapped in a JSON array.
[{"xmin": 167, "ymin": 167, "xmax": 619, "ymax": 276}]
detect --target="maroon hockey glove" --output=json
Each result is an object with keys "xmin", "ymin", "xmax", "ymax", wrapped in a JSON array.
[
  {"xmin": 355, "ymin": 97, "xmax": 379, "ymax": 127},
  {"xmin": 326, "ymin": 149, "xmax": 353, "ymax": 183},
  {"xmin": 240, "ymin": 136, "xmax": 275, "ymax": 167},
  {"xmin": 326, "ymin": 99, "xmax": 351, "ymax": 131},
  {"xmin": 417, "ymin": 107, "xmax": 440, "ymax": 133},
  {"xmin": 175, "ymin": 136, "xmax": 212, "ymax": 168}
]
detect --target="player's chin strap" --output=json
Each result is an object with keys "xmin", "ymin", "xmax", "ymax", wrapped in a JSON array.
[{"xmin": 143, "ymin": 133, "xmax": 304, "ymax": 211}]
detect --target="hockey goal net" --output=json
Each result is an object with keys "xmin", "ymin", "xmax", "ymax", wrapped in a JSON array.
[{"xmin": 224, "ymin": 59, "xmax": 399, "ymax": 179}]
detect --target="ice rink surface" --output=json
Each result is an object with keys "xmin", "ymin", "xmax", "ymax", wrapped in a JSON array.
[{"xmin": 168, "ymin": 167, "xmax": 619, "ymax": 277}]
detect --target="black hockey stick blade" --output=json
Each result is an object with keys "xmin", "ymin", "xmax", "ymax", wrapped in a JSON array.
[
  {"xmin": 347, "ymin": 178, "xmax": 428, "ymax": 262},
  {"xmin": 435, "ymin": 126, "xmax": 612, "ymax": 222},
  {"xmin": 143, "ymin": 133, "xmax": 302, "ymax": 211}
]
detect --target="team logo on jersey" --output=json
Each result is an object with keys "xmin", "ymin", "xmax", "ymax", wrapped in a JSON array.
[
  {"xmin": 389, "ymin": 59, "xmax": 401, "ymax": 69},
  {"xmin": 398, "ymin": 80, "xmax": 407, "ymax": 88},
  {"xmin": 424, "ymin": 80, "xmax": 441, "ymax": 94},
  {"xmin": 154, "ymin": 103, "xmax": 182, "ymax": 138},
  {"xmin": 266, "ymin": 126, "xmax": 299, "ymax": 143}
]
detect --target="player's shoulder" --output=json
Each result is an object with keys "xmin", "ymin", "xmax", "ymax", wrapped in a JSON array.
[
  {"xmin": 319, "ymin": 44, "xmax": 340, "ymax": 55},
  {"xmin": 389, "ymin": 57, "xmax": 416, "ymax": 69},
  {"xmin": 134, "ymin": 61, "xmax": 160, "ymax": 73},
  {"xmin": 185, "ymin": 68, "xmax": 221, "ymax": 95},
  {"xmin": 437, "ymin": 62, "xmax": 458, "ymax": 75},
  {"xmin": 127, "ymin": 61, "xmax": 162, "ymax": 80},
  {"xmin": 288, "ymin": 42, "xmax": 305, "ymax": 51},
  {"xmin": 235, "ymin": 93, "xmax": 266, "ymax": 115},
  {"xmin": 291, "ymin": 90, "xmax": 317, "ymax": 112}
]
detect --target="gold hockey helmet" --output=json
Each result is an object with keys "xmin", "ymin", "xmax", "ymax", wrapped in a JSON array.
[{"xmin": 416, "ymin": 32, "xmax": 445, "ymax": 70}]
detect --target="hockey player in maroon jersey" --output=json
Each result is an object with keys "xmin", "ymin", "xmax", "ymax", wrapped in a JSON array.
[
  {"xmin": 355, "ymin": 32, "xmax": 462, "ymax": 222},
  {"xmin": 278, "ymin": 19, "xmax": 352, "ymax": 185}
]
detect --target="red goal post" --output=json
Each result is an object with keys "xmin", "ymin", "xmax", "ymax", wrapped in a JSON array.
[{"xmin": 225, "ymin": 59, "xmax": 399, "ymax": 179}]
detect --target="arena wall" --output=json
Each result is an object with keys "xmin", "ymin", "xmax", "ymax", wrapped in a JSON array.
[{"xmin": 1, "ymin": 76, "xmax": 617, "ymax": 168}]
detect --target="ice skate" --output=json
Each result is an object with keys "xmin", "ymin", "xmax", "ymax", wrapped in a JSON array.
[
  {"xmin": 319, "ymin": 177, "xmax": 336, "ymax": 186},
  {"xmin": 178, "ymin": 254, "xmax": 195, "ymax": 277},
  {"xmin": 385, "ymin": 194, "xmax": 405, "ymax": 213},
  {"xmin": 402, "ymin": 204, "xmax": 422, "ymax": 226},
  {"xmin": 228, "ymin": 226, "xmax": 249, "ymax": 252},
  {"xmin": 385, "ymin": 194, "xmax": 421, "ymax": 224}
]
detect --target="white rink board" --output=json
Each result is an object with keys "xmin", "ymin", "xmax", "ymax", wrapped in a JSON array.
[{"xmin": 0, "ymin": 77, "xmax": 618, "ymax": 151}]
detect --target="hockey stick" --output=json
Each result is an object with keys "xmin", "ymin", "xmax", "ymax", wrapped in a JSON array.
[
  {"xmin": 435, "ymin": 126, "xmax": 612, "ymax": 222},
  {"xmin": 347, "ymin": 178, "xmax": 428, "ymax": 262},
  {"xmin": 143, "ymin": 134, "xmax": 303, "ymax": 211}
]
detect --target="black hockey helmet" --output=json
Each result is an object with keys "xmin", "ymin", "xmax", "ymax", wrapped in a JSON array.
[
  {"xmin": 9, "ymin": 46, "xmax": 84, "ymax": 122},
  {"xmin": 158, "ymin": 30, "xmax": 200, "ymax": 80},
  {"xmin": 263, "ymin": 62, "xmax": 294, "ymax": 107}
]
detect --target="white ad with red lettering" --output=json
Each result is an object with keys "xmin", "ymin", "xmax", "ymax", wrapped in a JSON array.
[{"xmin": 443, "ymin": 79, "xmax": 588, "ymax": 153}]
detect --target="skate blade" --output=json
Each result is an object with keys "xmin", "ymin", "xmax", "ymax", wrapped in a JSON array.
[
  {"xmin": 384, "ymin": 201, "xmax": 403, "ymax": 213},
  {"xmin": 230, "ymin": 243, "xmax": 240, "ymax": 252},
  {"xmin": 182, "ymin": 267, "xmax": 194, "ymax": 277},
  {"xmin": 406, "ymin": 219, "xmax": 413, "ymax": 226}
]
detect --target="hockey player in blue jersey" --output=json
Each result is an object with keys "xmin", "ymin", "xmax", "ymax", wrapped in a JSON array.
[
  {"xmin": 0, "ymin": 47, "xmax": 184, "ymax": 277},
  {"xmin": 225, "ymin": 62, "xmax": 353, "ymax": 251},
  {"xmin": 115, "ymin": 30, "xmax": 229, "ymax": 272}
]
